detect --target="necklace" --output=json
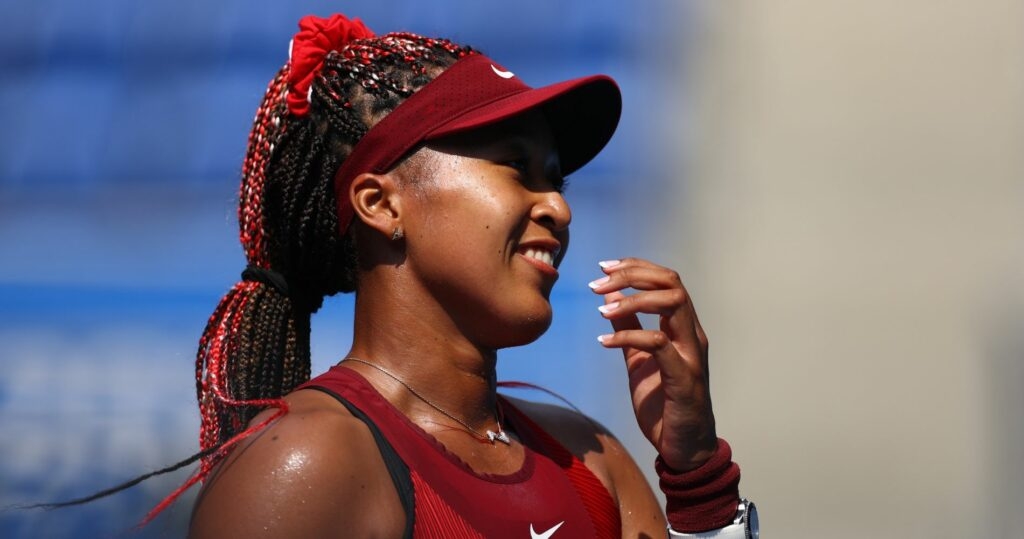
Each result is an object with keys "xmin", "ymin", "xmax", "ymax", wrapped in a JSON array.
[{"xmin": 343, "ymin": 357, "xmax": 511, "ymax": 445}]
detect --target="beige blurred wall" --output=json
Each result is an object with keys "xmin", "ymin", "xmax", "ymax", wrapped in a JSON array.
[{"xmin": 665, "ymin": 2, "xmax": 1024, "ymax": 537}]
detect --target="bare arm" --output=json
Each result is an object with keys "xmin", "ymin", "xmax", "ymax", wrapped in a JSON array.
[{"xmin": 189, "ymin": 390, "xmax": 405, "ymax": 539}]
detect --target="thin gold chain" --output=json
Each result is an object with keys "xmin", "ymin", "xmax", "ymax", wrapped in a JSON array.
[{"xmin": 343, "ymin": 357, "xmax": 510, "ymax": 444}]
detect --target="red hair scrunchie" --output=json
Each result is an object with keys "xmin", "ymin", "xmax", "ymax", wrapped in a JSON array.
[{"xmin": 287, "ymin": 13, "xmax": 376, "ymax": 116}]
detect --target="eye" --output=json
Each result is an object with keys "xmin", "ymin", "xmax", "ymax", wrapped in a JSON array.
[
  {"xmin": 499, "ymin": 155, "xmax": 567, "ymax": 193},
  {"xmin": 502, "ymin": 158, "xmax": 528, "ymax": 174}
]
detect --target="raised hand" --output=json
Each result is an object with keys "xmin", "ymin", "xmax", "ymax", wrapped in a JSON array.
[{"xmin": 589, "ymin": 258, "xmax": 718, "ymax": 471}]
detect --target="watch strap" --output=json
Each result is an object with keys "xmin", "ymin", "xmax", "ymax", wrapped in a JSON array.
[{"xmin": 667, "ymin": 521, "xmax": 747, "ymax": 538}]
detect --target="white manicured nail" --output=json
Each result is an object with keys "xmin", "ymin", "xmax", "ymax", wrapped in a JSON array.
[{"xmin": 597, "ymin": 302, "xmax": 619, "ymax": 314}]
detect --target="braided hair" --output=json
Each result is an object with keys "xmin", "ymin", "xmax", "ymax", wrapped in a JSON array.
[
  {"xmin": 25, "ymin": 18, "xmax": 476, "ymax": 524},
  {"xmin": 181, "ymin": 29, "xmax": 475, "ymax": 515}
]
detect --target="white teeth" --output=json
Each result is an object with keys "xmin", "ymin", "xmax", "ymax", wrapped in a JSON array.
[{"xmin": 523, "ymin": 247, "xmax": 554, "ymax": 266}]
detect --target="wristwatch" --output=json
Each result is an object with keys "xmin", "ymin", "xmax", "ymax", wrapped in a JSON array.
[
  {"xmin": 666, "ymin": 498, "xmax": 759, "ymax": 539},
  {"xmin": 735, "ymin": 498, "xmax": 758, "ymax": 539}
]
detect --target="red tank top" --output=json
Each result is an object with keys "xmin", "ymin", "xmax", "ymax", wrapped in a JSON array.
[{"xmin": 300, "ymin": 366, "xmax": 621, "ymax": 539}]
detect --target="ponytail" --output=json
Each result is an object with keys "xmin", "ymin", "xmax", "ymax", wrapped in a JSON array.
[
  {"xmin": 194, "ymin": 67, "xmax": 306, "ymax": 472},
  {"xmin": 27, "ymin": 15, "xmax": 474, "ymax": 526}
]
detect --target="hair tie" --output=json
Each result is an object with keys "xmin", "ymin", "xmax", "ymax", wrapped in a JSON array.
[
  {"xmin": 240, "ymin": 265, "xmax": 324, "ymax": 313},
  {"xmin": 287, "ymin": 13, "xmax": 375, "ymax": 116},
  {"xmin": 241, "ymin": 265, "xmax": 290, "ymax": 296}
]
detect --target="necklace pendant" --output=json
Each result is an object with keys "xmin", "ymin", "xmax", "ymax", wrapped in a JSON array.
[{"xmin": 487, "ymin": 429, "xmax": 511, "ymax": 445}]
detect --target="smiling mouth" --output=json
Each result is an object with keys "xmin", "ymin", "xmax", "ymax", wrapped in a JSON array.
[
  {"xmin": 521, "ymin": 246, "xmax": 556, "ymax": 267},
  {"xmin": 516, "ymin": 242, "xmax": 562, "ymax": 278}
]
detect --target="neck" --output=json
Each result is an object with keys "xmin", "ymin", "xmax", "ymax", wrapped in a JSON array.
[{"xmin": 345, "ymin": 267, "xmax": 500, "ymax": 431}]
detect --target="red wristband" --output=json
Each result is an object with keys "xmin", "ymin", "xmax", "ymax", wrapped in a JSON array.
[{"xmin": 656, "ymin": 438, "xmax": 741, "ymax": 533}]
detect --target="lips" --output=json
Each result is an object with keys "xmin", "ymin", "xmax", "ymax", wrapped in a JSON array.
[
  {"xmin": 521, "ymin": 246, "xmax": 555, "ymax": 266},
  {"xmin": 516, "ymin": 241, "xmax": 561, "ymax": 275}
]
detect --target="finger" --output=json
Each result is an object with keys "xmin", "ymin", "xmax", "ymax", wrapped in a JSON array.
[
  {"xmin": 598, "ymin": 257, "xmax": 672, "ymax": 275},
  {"xmin": 596, "ymin": 260, "xmax": 708, "ymax": 358},
  {"xmin": 599, "ymin": 257, "xmax": 683, "ymax": 277},
  {"xmin": 590, "ymin": 260, "xmax": 702, "ymax": 337},
  {"xmin": 597, "ymin": 328, "xmax": 672, "ymax": 353},
  {"xmin": 603, "ymin": 290, "xmax": 640, "ymax": 332},
  {"xmin": 599, "ymin": 288, "xmax": 702, "ymax": 352},
  {"xmin": 601, "ymin": 291, "xmax": 644, "ymax": 362},
  {"xmin": 597, "ymin": 329, "xmax": 693, "ymax": 381},
  {"xmin": 598, "ymin": 288, "xmax": 688, "ymax": 319},
  {"xmin": 590, "ymin": 265, "xmax": 684, "ymax": 295}
]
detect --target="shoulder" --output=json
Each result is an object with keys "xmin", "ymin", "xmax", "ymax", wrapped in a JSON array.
[
  {"xmin": 503, "ymin": 396, "xmax": 624, "ymax": 494},
  {"xmin": 504, "ymin": 397, "xmax": 609, "ymax": 448},
  {"xmin": 504, "ymin": 395, "xmax": 667, "ymax": 534},
  {"xmin": 189, "ymin": 388, "xmax": 405, "ymax": 538}
]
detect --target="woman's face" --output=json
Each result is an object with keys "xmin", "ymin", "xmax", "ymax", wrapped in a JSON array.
[{"xmin": 399, "ymin": 110, "xmax": 570, "ymax": 349}]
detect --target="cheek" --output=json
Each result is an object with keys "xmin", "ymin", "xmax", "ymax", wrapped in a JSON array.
[
  {"xmin": 417, "ymin": 180, "xmax": 520, "ymax": 256},
  {"xmin": 431, "ymin": 214, "xmax": 513, "ymax": 267}
]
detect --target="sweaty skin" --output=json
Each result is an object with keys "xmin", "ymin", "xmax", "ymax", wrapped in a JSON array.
[{"xmin": 189, "ymin": 112, "xmax": 716, "ymax": 538}]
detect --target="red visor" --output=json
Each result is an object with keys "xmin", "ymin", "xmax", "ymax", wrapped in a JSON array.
[{"xmin": 333, "ymin": 53, "xmax": 621, "ymax": 236}]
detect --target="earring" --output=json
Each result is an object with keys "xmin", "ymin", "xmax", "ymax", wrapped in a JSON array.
[{"xmin": 391, "ymin": 227, "xmax": 404, "ymax": 241}]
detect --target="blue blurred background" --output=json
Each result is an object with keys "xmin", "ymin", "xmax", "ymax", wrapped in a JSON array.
[
  {"xmin": 5, "ymin": 2, "xmax": 1023, "ymax": 538},
  {"xmin": 0, "ymin": 1, "xmax": 683, "ymax": 536}
]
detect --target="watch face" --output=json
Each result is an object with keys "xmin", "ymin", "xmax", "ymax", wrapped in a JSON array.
[{"xmin": 747, "ymin": 501, "xmax": 759, "ymax": 539}]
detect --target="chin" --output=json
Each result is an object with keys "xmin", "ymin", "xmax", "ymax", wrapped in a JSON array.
[{"xmin": 489, "ymin": 306, "xmax": 554, "ymax": 349}]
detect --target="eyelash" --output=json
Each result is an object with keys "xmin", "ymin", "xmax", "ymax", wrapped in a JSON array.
[
  {"xmin": 503, "ymin": 159, "xmax": 568, "ymax": 194},
  {"xmin": 553, "ymin": 177, "xmax": 569, "ymax": 194},
  {"xmin": 504, "ymin": 159, "xmax": 528, "ymax": 173}
]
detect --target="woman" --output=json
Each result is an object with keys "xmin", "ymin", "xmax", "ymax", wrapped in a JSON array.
[{"xmin": 181, "ymin": 13, "xmax": 755, "ymax": 538}]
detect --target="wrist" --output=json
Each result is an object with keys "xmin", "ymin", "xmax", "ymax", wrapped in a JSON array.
[
  {"xmin": 661, "ymin": 440, "xmax": 718, "ymax": 472},
  {"xmin": 659, "ymin": 411, "xmax": 717, "ymax": 471},
  {"xmin": 657, "ymin": 438, "xmax": 741, "ymax": 533},
  {"xmin": 667, "ymin": 498, "xmax": 758, "ymax": 539}
]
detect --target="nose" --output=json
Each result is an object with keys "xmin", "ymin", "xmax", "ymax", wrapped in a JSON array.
[{"xmin": 531, "ymin": 190, "xmax": 572, "ymax": 231}]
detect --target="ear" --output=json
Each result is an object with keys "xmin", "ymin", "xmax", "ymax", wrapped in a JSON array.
[{"xmin": 349, "ymin": 172, "xmax": 403, "ymax": 239}]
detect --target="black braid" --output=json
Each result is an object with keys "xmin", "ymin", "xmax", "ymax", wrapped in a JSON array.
[
  {"xmin": 25, "ymin": 32, "xmax": 476, "ymax": 521},
  {"xmin": 214, "ymin": 34, "xmax": 475, "ymax": 444}
]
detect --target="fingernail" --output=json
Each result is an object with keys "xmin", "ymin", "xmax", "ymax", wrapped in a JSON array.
[
  {"xmin": 597, "ymin": 302, "xmax": 619, "ymax": 314},
  {"xmin": 598, "ymin": 260, "xmax": 621, "ymax": 269},
  {"xmin": 597, "ymin": 334, "xmax": 612, "ymax": 344},
  {"xmin": 588, "ymin": 276, "xmax": 610, "ymax": 289}
]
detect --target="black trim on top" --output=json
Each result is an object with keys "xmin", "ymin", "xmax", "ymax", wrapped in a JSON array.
[{"xmin": 306, "ymin": 385, "xmax": 415, "ymax": 539}]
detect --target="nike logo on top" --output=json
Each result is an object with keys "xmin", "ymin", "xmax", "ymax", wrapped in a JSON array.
[
  {"xmin": 491, "ymin": 64, "xmax": 516, "ymax": 79},
  {"xmin": 530, "ymin": 521, "xmax": 564, "ymax": 539}
]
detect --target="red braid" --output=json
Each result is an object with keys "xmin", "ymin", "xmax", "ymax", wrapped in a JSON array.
[
  {"xmin": 196, "ymin": 62, "xmax": 293, "ymax": 472},
  {"xmin": 142, "ymin": 64, "xmax": 296, "ymax": 524},
  {"xmin": 33, "ymin": 16, "xmax": 475, "ymax": 528},
  {"xmin": 139, "ymin": 15, "xmax": 474, "ymax": 525},
  {"xmin": 239, "ymin": 68, "xmax": 289, "ymax": 264}
]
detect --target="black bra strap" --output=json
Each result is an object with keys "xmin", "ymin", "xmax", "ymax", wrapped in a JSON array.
[{"xmin": 306, "ymin": 386, "xmax": 415, "ymax": 539}]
